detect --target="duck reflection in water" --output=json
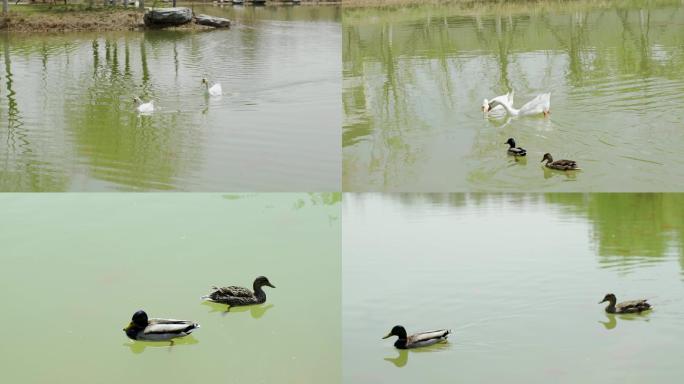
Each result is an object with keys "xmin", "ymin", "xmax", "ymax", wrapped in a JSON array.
[
  {"xmin": 542, "ymin": 165, "xmax": 578, "ymax": 180},
  {"xmin": 383, "ymin": 342, "xmax": 451, "ymax": 368},
  {"xmin": 599, "ymin": 312, "xmax": 651, "ymax": 331},
  {"xmin": 123, "ymin": 335, "xmax": 199, "ymax": 354},
  {"xmin": 202, "ymin": 300, "xmax": 274, "ymax": 319}
]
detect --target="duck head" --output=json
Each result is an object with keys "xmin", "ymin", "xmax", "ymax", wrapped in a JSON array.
[
  {"xmin": 382, "ymin": 325, "xmax": 408, "ymax": 340},
  {"xmin": 505, "ymin": 138, "xmax": 516, "ymax": 148},
  {"xmin": 132, "ymin": 96, "xmax": 142, "ymax": 104},
  {"xmin": 541, "ymin": 153, "xmax": 553, "ymax": 164},
  {"xmin": 254, "ymin": 276, "xmax": 275, "ymax": 290},
  {"xmin": 599, "ymin": 293, "xmax": 616, "ymax": 305},
  {"xmin": 201, "ymin": 77, "xmax": 209, "ymax": 86},
  {"xmin": 123, "ymin": 310, "xmax": 148, "ymax": 334}
]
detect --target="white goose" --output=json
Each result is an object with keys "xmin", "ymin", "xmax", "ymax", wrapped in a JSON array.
[
  {"xmin": 202, "ymin": 78, "xmax": 223, "ymax": 97},
  {"xmin": 482, "ymin": 90, "xmax": 514, "ymax": 117},
  {"xmin": 133, "ymin": 97, "xmax": 154, "ymax": 114},
  {"xmin": 488, "ymin": 93, "xmax": 551, "ymax": 117}
]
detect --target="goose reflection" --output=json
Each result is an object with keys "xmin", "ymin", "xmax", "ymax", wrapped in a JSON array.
[
  {"xmin": 123, "ymin": 335, "xmax": 199, "ymax": 354},
  {"xmin": 383, "ymin": 342, "xmax": 450, "ymax": 368},
  {"xmin": 201, "ymin": 300, "xmax": 274, "ymax": 319}
]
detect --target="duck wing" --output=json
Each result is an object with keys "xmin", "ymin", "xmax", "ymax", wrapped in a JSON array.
[
  {"xmin": 213, "ymin": 285, "xmax": 254, "ymax": 297},
  {"xmin": 406, "ymin": 329, "xmax": 450, "ymax": 348},
  {"xmin": 140, "ymin": 319, "xmax": 199, "ymax": 341},
  {"xmin": 509, "ymin": 147, "xmax": 527, "ymax": 156},
  {"xmin": 203, "ymin": 285, "xmax": 260, "ymax": 305},
  {"xmin": 551, "ymin": 159, "xmax": 578, "ymax": 169},
  {"xmin": 616, "ymin": 299, "xmax": 651, "ymax": 313}
]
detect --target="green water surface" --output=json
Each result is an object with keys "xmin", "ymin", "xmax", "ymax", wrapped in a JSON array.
[
  {"xmin": 343, "ymin": 193, "xmax": 684, "ymax": 383},
  {"xmin": 0, "ymin": 5, "xmax": 341, "ymax": 191},
  {"xmin": 0, "ymin": 193, "xmax": 341, "ymax": 383},
  {"xmin": 343, "ymin": 1, "xmax": 684, "ymax": 191}
]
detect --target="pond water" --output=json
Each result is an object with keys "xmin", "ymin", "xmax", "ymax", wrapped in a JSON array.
[
  {"xmin": 343, "ymin": 193, "xmax": 684, "ymax": 383},
  {"xmin": 0, "ymin": 5, "xmax": 340, "ymax": 191},
  {"xmin": 343, "ymin": 1, "xmax": 684, "ymax": 192},
  {"xmin": 0, "ymin": 193, "xmax": 341, "ymax": 383}
]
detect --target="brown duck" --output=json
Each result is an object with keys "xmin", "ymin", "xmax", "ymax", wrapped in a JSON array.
[
  {"xmin": 599, "ymin": 293, "xmax": 651, "ymax": 314},
  {"xmin": 201, "ymin": 276, "xmax": 275, "ymax": 308},
  {"xmin": 541, "ymin": 153, "xmax": 580, "ymax": 170}
]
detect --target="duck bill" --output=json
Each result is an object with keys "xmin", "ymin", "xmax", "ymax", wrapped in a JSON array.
[
  {"xmin": 123, "ymin": 322, "xmax": 134, "ymax": 332},
  {"xmin": 598, "ymin": 299, "xmax": 607, "ymax": 304},
  {"xmin": 382, "ymin": 333, "xmax": 392, "ymax": 339},
  {"xmin": 266, "ymin": 283, "xmax": 276, "ymax": 288}
]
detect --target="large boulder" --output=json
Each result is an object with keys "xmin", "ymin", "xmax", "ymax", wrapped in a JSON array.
[
  {"xmin": 195, "ymin": 14, "xmax": 231, "ymax": 28},
  {"xmin": 144, "ymin": 8, "xmax": 193, "ymax": 27}
]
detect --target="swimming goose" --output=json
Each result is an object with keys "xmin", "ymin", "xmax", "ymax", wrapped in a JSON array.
[
  {"xmin": 488, "ymin": 93, "xmax": 550, "ymax": 117},
  {"xmin": 482, "ymin": 90, "xmax": 514, "ymax": 116},
  {"xmin": 133, "ymin": 97, "xmax": 154, "ymax": 113},
  {"xmin": 202, "ymin": 78, "xmax": 223, "ymax": 97}
]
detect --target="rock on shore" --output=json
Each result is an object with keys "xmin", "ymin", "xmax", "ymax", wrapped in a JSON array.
[
  {"xmin": 143, "ymin": 8, "xmax": 193, "ymax": 27},
  {"xmin": 195, "ymin": 14, "xmax": 231, "ymax": 28}
]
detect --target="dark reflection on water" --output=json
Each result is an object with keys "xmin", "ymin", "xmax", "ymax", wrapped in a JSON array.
[
  {"xmin": 343, "ymin": 1, "xmax": 684, "ymax": 191},
  {"xmin": 350, "ymin": 193, "xmax": 684, "ymax": 275},
  {"xmin": 383, "ymin": 342, "xmax": 450, "ymax": 368},
  {"xmin": 123, "ymin": 335, "xmax": 200, "ymax": 354},
  {"xmin": 202, "ymin": 301, "xmax": 274, "ymax": 319},
  {"xmin": 0, "ymin": 5, "xmax": 341, "ymax": 191},
  {"xmin": 599, "ymin": 311, "xmax": 652, "ymax": 331}
]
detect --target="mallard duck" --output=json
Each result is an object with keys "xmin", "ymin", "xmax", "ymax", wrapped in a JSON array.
[
  {"xmin": 505, "ymin": 138, "xmax": 526, "ymax": 156},
  {"xmin": 201, "ymin": 276, "xmax": 275, "ymax": 307},
  {"xmin": 541, "ymin": 153, "xmax": 580, "ymax": 170},
  {"xmin": 382, "ymin": 325, "xmax": 450, "ymax": 349},
  {"xmin": 123, "ymin": 310, "xmax": 199, "ymax": 342},
  {"xmin": 133, "ymin": 97, "xmax": 154, "ymax": 113},
  {"xmin": 599, "ymin": 293, "xmax": 651, "ymax": 314},
  {"xmin": 482, "ymin": 90, "xmax": 514, "ymax": 117},
  {"xmin": 488, "ymin": 93, "xmax": 550, "ymax": 117},
  {"xmin": 202, "ymin": 78, "xmax": 223, "ymax": 97}
]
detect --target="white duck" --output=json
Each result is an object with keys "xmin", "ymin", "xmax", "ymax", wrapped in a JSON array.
[
  {"xmin": 133, "ymin": 97, "xmax": 154, "ymax": 114},
  {"xmin": 202, "ymin": 78, "xmax": 223, "ymax": 97},
  {"xmin": 482, "ymin": 90, "xmax": 514, "ymax": 117},
  {"xmin": 487, "ymin": 93, "xmax": 550, "ymax": 117}
]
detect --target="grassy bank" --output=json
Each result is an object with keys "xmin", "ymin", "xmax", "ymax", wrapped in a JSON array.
[
  {"xmin": 0, "ymin": 5, "xmax": 149, "ymax": 32},
  {"xmin": 0, "ymin": 1, "xmax": 335, "ymax": 32},
  {"xmin": 342, "ymin": 0, "xmax": 474, "ymax": 6},
  {"xmin": 341, "ymin": 0, "xmax": 671, "ymax": 8}
]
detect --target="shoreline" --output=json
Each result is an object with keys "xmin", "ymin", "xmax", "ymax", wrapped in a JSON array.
[
  {"xmin": 1, "ymin": 2, "xmax": 339, "ymax": 33},
  {"xmin": 341, "ymin": 0, "xmax": 678, "ymax": 7}
]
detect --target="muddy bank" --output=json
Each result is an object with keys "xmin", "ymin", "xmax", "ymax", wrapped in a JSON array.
[{"xmin": 0, "ymin": 8, "xmax": 219, "ymax": 32}]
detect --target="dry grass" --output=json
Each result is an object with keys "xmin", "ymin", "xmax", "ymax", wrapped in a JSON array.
[
  {"xmin": 0, "ymin": 5, "xmax": 219, "ymax": 32},
  {"xmin": 341, "ymin": 0, "xmax": 660, "ymax": 8},
  {"xmin": 342, "ymin": 0, "xmax": 474, "ymax": 6},
  {"xmin": 1, "ymin": 9, "xmax": 144, "ymax": 32}
]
